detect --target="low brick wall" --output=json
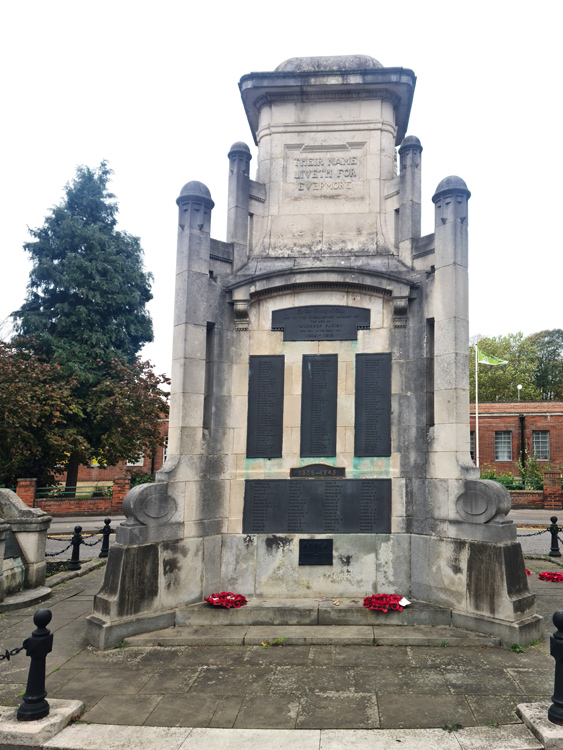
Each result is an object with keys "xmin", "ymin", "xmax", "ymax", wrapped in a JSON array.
[
  {"xmin": 33, "ymin": 496, "xmax": 113, "ymax": 516},
  {"xmin": 15, "ymin": 477, "xmax": 130, "ymax": 516},
  {"xmin": 509, "ymin": 490, "xmax": 544, "ymax": 509}
]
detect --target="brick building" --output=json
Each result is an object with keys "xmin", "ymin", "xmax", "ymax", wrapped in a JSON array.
[
  {"xmin": 52, "ymin": 418, "xmax": 169, "ymax": 488},
  {"xmin": 469, "ymin": 402, "xmax": 563, "ymax": 472}
]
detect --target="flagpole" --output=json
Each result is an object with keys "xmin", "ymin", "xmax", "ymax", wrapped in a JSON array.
[{"xmin": 475, "ymin": 344, "xmax": 479, "ymax": 467}]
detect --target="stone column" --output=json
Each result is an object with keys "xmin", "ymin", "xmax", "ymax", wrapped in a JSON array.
[
  {"xmin": 429, "ymin": 177, "xmax": 478, "ymax": 482},
  {"xmin": 544, "ymin": 471, "xmax": 562, "ymax": 510},
  {"xmin": 398, "ymin": 135, "xmax": 422, "ymax": 266},
  {"xmin": 16, "ymin": 479, "xmax": 36, "ymax": 508},
  {"xmin": 168, "ymin": 181, "xmax": 214, "ymax": 462},
  {"xmin": 226, "ymin": 142, "xmax": 251, "ymax": 272}
]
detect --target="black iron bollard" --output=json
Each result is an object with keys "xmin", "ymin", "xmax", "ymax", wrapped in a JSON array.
[
  {"xmin": 99, "ymin": 518, "xmax": 113, "ymax": 558},
  {"xmin": 67, "ymin": 525, "xmax": 83, "ymax": 570},
  {"xmin": 17, "ymin": 609, "xmax": 53, "ymax": 721},
  {"xmin": 549, "ymin": 611, "xmax": 563, "ymax": 724},
  {"xmin": 549, "ymin": 516, "xmax": 561, "ymax": 557}
]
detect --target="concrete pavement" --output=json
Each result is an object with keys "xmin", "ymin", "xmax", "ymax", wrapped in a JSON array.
[{"xmin": 2, "ymin": 558, "xmax": 563, "ymax": 748}]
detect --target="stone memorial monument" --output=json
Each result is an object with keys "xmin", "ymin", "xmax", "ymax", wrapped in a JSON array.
[{"xmin": 87, "ymin": 55, "xmax": 542, "ymax": 648}]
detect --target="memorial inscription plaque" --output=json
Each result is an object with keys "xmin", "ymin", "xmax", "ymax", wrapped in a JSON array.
[
  {"xmin": 301, "ymin": 354, "xmax": 337, "ymax": 457},
  {"xmin": 299, "ymin": 539, "xmax": 333, "ymax": 566},
  {"xmin": 242, "ymin": 479, "xmax": 391, "ymax": 534},
  {"xmin": 290, "ymin": 464, "xmax": 345, "ymax": 478},
  {"xmin": 246, "ymin": 355, "xmax": 284, "ymax": 458},
  {"xmin": 355, "ymin": 353, "xmax": 391, "ymax": 457},
  {"xmin": 272, "ymin": 306, "xmax": 370, "ymax": 341}
]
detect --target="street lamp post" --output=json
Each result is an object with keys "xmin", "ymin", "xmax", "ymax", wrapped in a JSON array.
[{"xmin": 517, "ymin": 384, "xmax": 522, "ymax": 401}]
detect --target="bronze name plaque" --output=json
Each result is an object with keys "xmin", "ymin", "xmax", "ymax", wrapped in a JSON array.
[
  {"xmin": 299, "ymin": 539, "xmax": 333, "ymax": 566},
  {"xmin": 242, "ymin": 479, "xmax": 391, "ymax": 534},
  {"xmin": 300, "ymin": 354, "xmax": 337, "ymax": 458},
  {"xmin": 246, "ymin": 355, "xmax": 284, "ymax": 458},
  {"xmin": 354, "ymin": 353, "xmax": 391, "ymax": 457},
  {"xmin": 272, "ymin": 305, "xmax": 370, "ymax": 341}
]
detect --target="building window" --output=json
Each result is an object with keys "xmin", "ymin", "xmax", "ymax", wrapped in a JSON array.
[
  {"xmin": 163, "ymin": 436, "xmax": 168, "ymax": 462},
  {"xmin": 127, "ymin": 455, "xmax": 144, "ymax": 467},
  {"xmin": 532, "ymin": 431, "xmax": 550, "ymax": 460},
  {"xmin": 470, "ymin": 431, "xmax": 475, "ymax": 463},
  {"xmin": 495, "ymin": 431, "xmax": 512, "ymax": 461}
]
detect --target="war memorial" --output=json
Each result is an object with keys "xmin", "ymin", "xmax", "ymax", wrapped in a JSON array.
[{"xmin": 86, "ymin": 55, "xmax": 543, "ymax": 650}]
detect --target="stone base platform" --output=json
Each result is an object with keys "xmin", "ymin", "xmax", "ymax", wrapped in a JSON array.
[
  {"xmin": 518, "ymin": 702, "xmax": 563, "ymax": 750},
  {"xmin": 125, "ymin": 623, "xmax": 500, "ymax": 648},
  {"xmin": 175, "ymin": 597, "xmax": 450, "ymax": 627},
  {"xmin": 0, "ymin": 585, "xmax": 51, "ymax": 613}
]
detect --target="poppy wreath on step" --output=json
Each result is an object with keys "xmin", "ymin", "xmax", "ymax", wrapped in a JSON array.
[
  {"xmin": 539, "ymin": 572, "xmax": 563, "ymax": 582},
  {"xmin": 526, "ymin": 569, "xmax": 532, "ymax": 576},
  {"xmin": 204, "ymin": 592, "xmax": 248, "ymax": 608},
  {"xmin": 363, "ymin": 594, "xmax": 404, "ymax": 613}
]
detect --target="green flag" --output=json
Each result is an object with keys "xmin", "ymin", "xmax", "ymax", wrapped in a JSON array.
[{"xmin": 477, "ymin": 347, "xmax": 508, "ymax": 366}]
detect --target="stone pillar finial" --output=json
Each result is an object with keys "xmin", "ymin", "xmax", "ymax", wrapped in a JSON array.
[
  {"xmin": 432, "ymin": 175, "xmax": 471, "ymax": 227},
  {"xmin": 227, "ymin": 141, "xmax": 252, "ymax": 271},
  {"xmin": 176, "ymin": 180, "xmax": 214, "ymax": 234}
]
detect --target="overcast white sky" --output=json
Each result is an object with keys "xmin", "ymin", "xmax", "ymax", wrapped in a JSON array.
[{"xmin": 2, "ymin": 1, "xmax": 561, "ymax": 377}]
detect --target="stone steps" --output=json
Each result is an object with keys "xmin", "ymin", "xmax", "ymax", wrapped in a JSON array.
[
  {"xmin": 124, "ymin": 598, "xmax": 502, "ymax": 648},
  {"xmin": 175, "ymin": 597, "xmax": 452, "ymax": 627},
  {"xmin": 125, "ymin": 624, "xmax": 500, "ymax": 648}
]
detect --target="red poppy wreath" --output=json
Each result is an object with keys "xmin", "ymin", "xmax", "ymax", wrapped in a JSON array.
[
  {"xmin": 363, "ymin": 594, "xmax": 410, "ymax": 613},
  {"xmin": 204, "ymin": 592, "xmax": 247, "ymax": 608}
]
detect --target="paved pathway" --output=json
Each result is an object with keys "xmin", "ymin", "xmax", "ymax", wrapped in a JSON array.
[{"xmin": 1, "ymin": 559, "xmax": 562, "ymax": 734}]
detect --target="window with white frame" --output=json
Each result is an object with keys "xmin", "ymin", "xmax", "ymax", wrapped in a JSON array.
[
  {"xmin": 470, "ymin": 431, "xmax": 475, "ymax": 463},
  {"xmin": 163, "ymin": 436, "xmax": 168, "ymax": 463},
  {"xmin": 495, "ymin": 431, "xmax": 512, "ymax": 461},
  {"xmin": 532, "ymin": 431, "xmax": 550, "ymax": 460},
  {"xmin": 127, "ymin": 454, "xmax": 144, "ymax": 467}
]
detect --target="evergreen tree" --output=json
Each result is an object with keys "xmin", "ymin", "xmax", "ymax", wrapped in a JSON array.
[
  {"xmin": 12, "ymin": 162, "xmax": 167, "ymax": 488},
  {"xmin": 13, "ymin": 161, "xmax": 153, "ymax": 370}
]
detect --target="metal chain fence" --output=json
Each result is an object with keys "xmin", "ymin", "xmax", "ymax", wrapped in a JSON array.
[{"xmin": 0, "ymin": 646, "xmax": 24, "ymax": 662}]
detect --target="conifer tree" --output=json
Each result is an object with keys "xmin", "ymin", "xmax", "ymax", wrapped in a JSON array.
[
  {"xmin": 12, "ymin": 162, "xmax": 167, "ymax": 489},
  {"xmin": 14, "ymin": 161, "xmax": 153, "ymax": 369}
]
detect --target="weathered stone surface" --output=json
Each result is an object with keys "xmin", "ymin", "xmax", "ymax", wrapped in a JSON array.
[
  {"xmin": 517, "ymin": 701, "xmax": 563, "ymax": 750},
  {"xmin": 88, "ymin": 54, "xmax": 540, "ymax": 647},
  {"xmin": 0, "ymin": 699, "xmax": 83, "ymax": 746}
]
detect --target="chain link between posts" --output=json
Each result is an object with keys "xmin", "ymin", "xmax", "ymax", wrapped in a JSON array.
[
  {"xmin": 46, "ymin": 528, "xmax": 103, "ymax": 555},
  {"xmin": 0, "ymin": 646, "xmax": 24, "ymax": 662},
  {"xmin": 81, "ymin": 537, "xmax": 102, "ymax": 547},
  {"xmin": 517, "ymin": 529, "xmax": 549, "ymax": 537}
]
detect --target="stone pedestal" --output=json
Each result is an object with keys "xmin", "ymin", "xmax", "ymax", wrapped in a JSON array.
[{"xmin": 87, "ymin": 54, "xmax": 540, "ymax": 649}]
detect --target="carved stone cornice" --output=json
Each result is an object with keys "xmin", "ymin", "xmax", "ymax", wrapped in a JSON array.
[
  {"xmin": 412, "ymin": 248, "xmax": 435, "ymax": 260},
  {"xmin": 251, "ymin": 280, "xmax": 392, "ymax": 300},
  {"xmin": 253, "ymin": 88, "xmax": 401, "ymax": 113},
  {"xmin": 226, "ymin": 266, "xmax": 418, "ymax": 330}
]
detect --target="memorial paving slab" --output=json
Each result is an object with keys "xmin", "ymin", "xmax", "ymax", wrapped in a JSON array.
[{"xmin": 0, "ymin": 563, "xmax": 561, "ymax": 744}]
